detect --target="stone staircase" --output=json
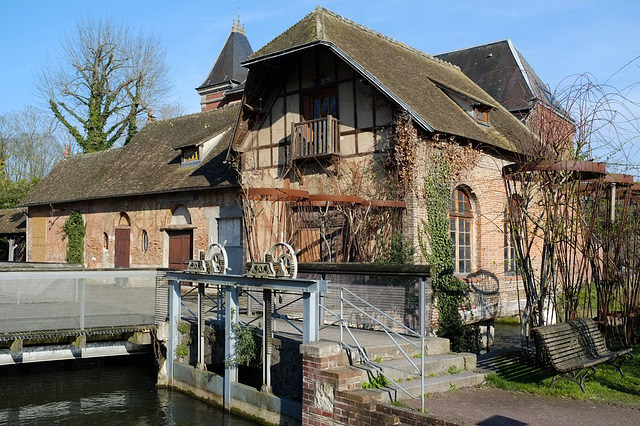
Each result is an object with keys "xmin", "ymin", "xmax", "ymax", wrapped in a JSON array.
[{"xmin": 347, "ymin": 336, "xmax": 486, "ymax": 400}]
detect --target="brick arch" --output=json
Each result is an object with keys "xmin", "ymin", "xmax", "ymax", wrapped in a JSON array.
[
  {"xmin": 117, "ymin": 211, "xmax": 131, "ymax": 227},
  {"xmin": 170, "ymin": 204, "xmax": 192, "ymax": 226}
]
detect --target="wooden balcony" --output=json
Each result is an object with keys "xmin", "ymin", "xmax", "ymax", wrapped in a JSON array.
[{"xmin": 291, "ymin": 115, "xmax": 340, "ymax": 161}]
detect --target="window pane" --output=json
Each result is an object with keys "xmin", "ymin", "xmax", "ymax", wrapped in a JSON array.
[
  {"xmin": 321, "ymin": 97, "xmax": 328, "ymax": 116},
  {"xmin": 329, "ymin": 95, "xmax": 337, "ymax": 117}
]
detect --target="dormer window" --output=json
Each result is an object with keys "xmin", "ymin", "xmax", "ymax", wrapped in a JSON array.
[
  {"xmin": 471, "ymin": 104, "xmax": 491, "ymax": 126},
  {"xmin": 175, "ymin": 129, "xmax": 228, "ymax": 166},
  {"xmin": 182, "ymin": 146, "xmax": 200, "ymax": 164},
  {"xmin": 438, "ymin": 85, "xmax": 492, "ymax": 127}
]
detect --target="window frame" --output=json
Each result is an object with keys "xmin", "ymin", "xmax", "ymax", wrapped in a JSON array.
[
  {"xmin": 503, "ymin": 210, "xmax": 518, "ymax": 275},
  {"xmin": 304, "ymin": 87, "xmax": 338, "ymax": 121},
  {"xmin": 182, "ymin": 146, "xmax": 200, "ymax": 163},
  {"xmin": 449, "ymin": 187, "xmax": 473, "ymax": 275},
  {"xmin": 142, "ymin": 230, "xmax": 149, "ymax": 253}
]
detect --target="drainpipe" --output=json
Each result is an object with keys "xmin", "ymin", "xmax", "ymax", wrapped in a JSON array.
[{"xmin": 610, "ymin": 183, "xmax": 616, "ymax": 223}]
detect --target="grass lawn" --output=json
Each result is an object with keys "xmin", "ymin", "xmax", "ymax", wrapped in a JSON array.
[{"xmin": 485, "ymin": 346, "xmax": 640, "ymax": 408}]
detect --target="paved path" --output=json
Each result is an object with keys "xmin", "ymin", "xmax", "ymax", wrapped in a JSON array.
[{"xmin": 411, "ymin": 386, "xmax": 640, "ymax": 426}]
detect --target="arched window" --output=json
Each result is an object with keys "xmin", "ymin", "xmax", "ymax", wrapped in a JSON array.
[
  {"xmin": 504, "ymin": 208, "xmax": 517, "ymax": 275},
  {"xmin": 450, "ymin": 187, "xmax": 472, "ymax": 274},
  {"xmin": 103, "ymin": 232, "xmax": 109, "ymax": 250},
  {"xmin": 142, "ymin": 230, "xmax": 149, "ymax": 253}
]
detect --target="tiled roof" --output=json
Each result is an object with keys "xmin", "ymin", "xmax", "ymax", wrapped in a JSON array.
[
  {"xmin": 0, "ymin": 208, "xmax": 26, "ymax": 235},
  {"xmin": 435, "ymin": 40, "xmax": 562, "ymax": 115},
  {"xmin": 21, "ymin": 104, "xmax": 240, "ymax": 207},
  {"xmin": 197, "ymin": 26, "xmax": 253, "ymax": 91},
  {"xmin": 245, "ymin": 7, "xmax": 533, "ymax": 153}
]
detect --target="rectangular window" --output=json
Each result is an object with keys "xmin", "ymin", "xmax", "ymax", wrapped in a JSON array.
[
  {"xmin": 450, "ymin": 188, "xmax": 472, "ymax": 274},
  {"xmin": 305, "ymin": 88, "xmax": 338, "ymax": 120},
  {"xmin": 183, "ymin": 147, "xmax": 199, "ymax": 163}
]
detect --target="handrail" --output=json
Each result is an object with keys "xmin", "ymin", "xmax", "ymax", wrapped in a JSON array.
[{"xmin": 321, "ymin": 284, "xmax": 426, "ymax": 411}]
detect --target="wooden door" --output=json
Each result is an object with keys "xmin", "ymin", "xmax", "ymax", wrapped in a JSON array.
[
  {"xmin": 169, "ymin": 231, "xmax": 192, "ymax": 270},
  {"xmin": 114, "ymin": 228, "xmax": 130, "ymax": 268}
]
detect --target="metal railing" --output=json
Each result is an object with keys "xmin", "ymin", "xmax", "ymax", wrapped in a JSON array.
[
  {"xmin": 0, "ymin": 269, "xmax": 158, "ymax": 337},
  {"xmin": 321, "ymin": 285, "xmax": 427, "ymax": 412},
  {"xmin": 291, "ymin": 115, "xmax": 340, "ymax": 160}
]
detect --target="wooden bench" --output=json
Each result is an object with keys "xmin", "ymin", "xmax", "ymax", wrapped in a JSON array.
[{"xmin": 532, "ymin": 318, "xmax": 633, "ymax": 392}]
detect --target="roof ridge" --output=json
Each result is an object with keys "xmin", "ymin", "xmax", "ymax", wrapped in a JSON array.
[
  {"xmin": 435, "ymin": 38, "xmax": 511, "ymax": 56},
  {"xmin": 317, "ymin": 7, "xmax": 460, "ymax": 71},
  {"xmin": 147, "ymin": 103, "xmax": 239, "ymax": 126}
]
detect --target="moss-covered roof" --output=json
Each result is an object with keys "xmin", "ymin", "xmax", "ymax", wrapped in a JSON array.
[
  {"xmin": 21, "ymin": 104, "xmax": 240, "ymax": 207},
  {"xmin": 0, "ymin": 208, "xmax": 26, "ymax": 235},
  {"xmin": 246, "ymin": 7, "xmax": 533, "ymax": 153}
]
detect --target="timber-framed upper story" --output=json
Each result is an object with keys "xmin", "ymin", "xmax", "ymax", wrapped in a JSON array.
[{"xmin": 228, "ymin": 6, "xmax": 537, "ymax": 187}]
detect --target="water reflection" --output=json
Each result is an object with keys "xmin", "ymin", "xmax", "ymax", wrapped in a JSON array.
[{"xmin": 0, "ymin": 355, "xmax": 257, "ymax": 425}]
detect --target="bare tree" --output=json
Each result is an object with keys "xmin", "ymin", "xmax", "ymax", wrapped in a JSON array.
[
  {"xmin": 39, "ymin": 17, "xmax": 173, "ymax": 152},
  {"xmin": 0, "ymin": 107, "xmax": 64, "ymax": 181},
  {"xmin": 504, "ymin": 66, "xmax": 640, "ymax": 353},
  {"xmin": 0, "ymin": 107, "xmax": 64, "ymax": 208}
]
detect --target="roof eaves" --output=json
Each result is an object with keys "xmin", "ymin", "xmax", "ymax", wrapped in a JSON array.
[
  {"xmin": 19, "ymin": 183, "xmax": 241, "ymax": 208},
  {"xmin": 242, "ymin": 41, "xmax": 323, "ymax": 67},
  {"xmin": 328, "ymin": 43, "xmax": 435, "ymax": 133}
]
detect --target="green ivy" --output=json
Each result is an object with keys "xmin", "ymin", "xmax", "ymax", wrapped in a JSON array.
[
  {"xmin": 375, "ymin": 231, "xmax": 415, "ymax": 265},
  {"xmin": 420, "ymin": 155, "xmax": 479, "ymax": 353},
  {"xmin": 62, "ymin": 210, "xmax": 85, "ymax": 265}
]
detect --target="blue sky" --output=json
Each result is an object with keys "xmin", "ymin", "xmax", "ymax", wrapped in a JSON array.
[{"xmin": 1, "ymin": 1, "xmax": 639, "ymax": 167}]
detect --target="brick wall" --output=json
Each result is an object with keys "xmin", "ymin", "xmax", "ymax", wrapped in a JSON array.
[
  {"xmin": 27, "ymin": 188, "xmax": 240, "ymax": 268},
  {"xmin": 300, "ymin": 341, "xmax": 460, "ymax": 426}
]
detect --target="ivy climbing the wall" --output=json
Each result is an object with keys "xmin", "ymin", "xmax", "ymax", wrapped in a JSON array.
[
  {"xmin": 420, "ymin": 154, "xmax": 479, "ymax": 353},
  {"xmin": 62, "ymin": 210, "xmax": 86, "ymax": 265}
]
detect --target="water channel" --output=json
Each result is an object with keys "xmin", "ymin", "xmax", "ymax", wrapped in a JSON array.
[{"xmin": 0, "ymin": 355, "xmax": 258, "ymax": 425}]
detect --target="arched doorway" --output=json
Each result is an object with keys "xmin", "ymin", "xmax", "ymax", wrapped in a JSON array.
[{"xmin": 115, "ymin": 212, "xmax": 131, "ymax": 268}]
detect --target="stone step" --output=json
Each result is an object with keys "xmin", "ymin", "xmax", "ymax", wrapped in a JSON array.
[
  {"xmin": 379, "ymin": 352, "xmax": 477, "ymax": 381},
  {"xmin": 355, "ymin": 351, "xmax": 477, "ymax": 383},
  {"xmin": 395, "ymin": 370, "xmax": 486, "ymax": 398},
  {"xmin": 367, "ymin": 370, "xmax": 486, "ymax": 403},
  {"xmin": 348, "ymin": 336, "xmax": 451, "ymax": 364}
]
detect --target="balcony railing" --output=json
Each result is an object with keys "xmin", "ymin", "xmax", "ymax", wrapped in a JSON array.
[{"xmin": 291, "ymin": 115, "xmax": 340, "ymax": 161}]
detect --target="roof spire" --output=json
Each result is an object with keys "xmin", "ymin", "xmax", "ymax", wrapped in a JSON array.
[{"xmin": 232, "ymin": 8, "xmax": 245, "ymax": 35}]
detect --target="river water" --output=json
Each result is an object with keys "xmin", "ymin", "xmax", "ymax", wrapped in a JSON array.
[{"xmin": 0, "ymin": 355, "xmax": 258, "ymax": 425}]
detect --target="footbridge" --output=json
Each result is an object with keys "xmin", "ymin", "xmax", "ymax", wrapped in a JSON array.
[{"xmin": 0, "ymin": 267, "xmax": 163, "ymax": 365}]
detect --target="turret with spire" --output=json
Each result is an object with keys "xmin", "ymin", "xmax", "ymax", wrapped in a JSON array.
[{"xmin": 196, "ymin": 17, "xmax": 253, "ymax": 111}]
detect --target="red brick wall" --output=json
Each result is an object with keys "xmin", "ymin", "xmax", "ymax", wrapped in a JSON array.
[
  {"xmin": 27, "ymin": 189, "xmax": 239, "ymax": 268},
  {"xmin": 300, "ymin": 342, "xmax": 460, "ymax": 426}
]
